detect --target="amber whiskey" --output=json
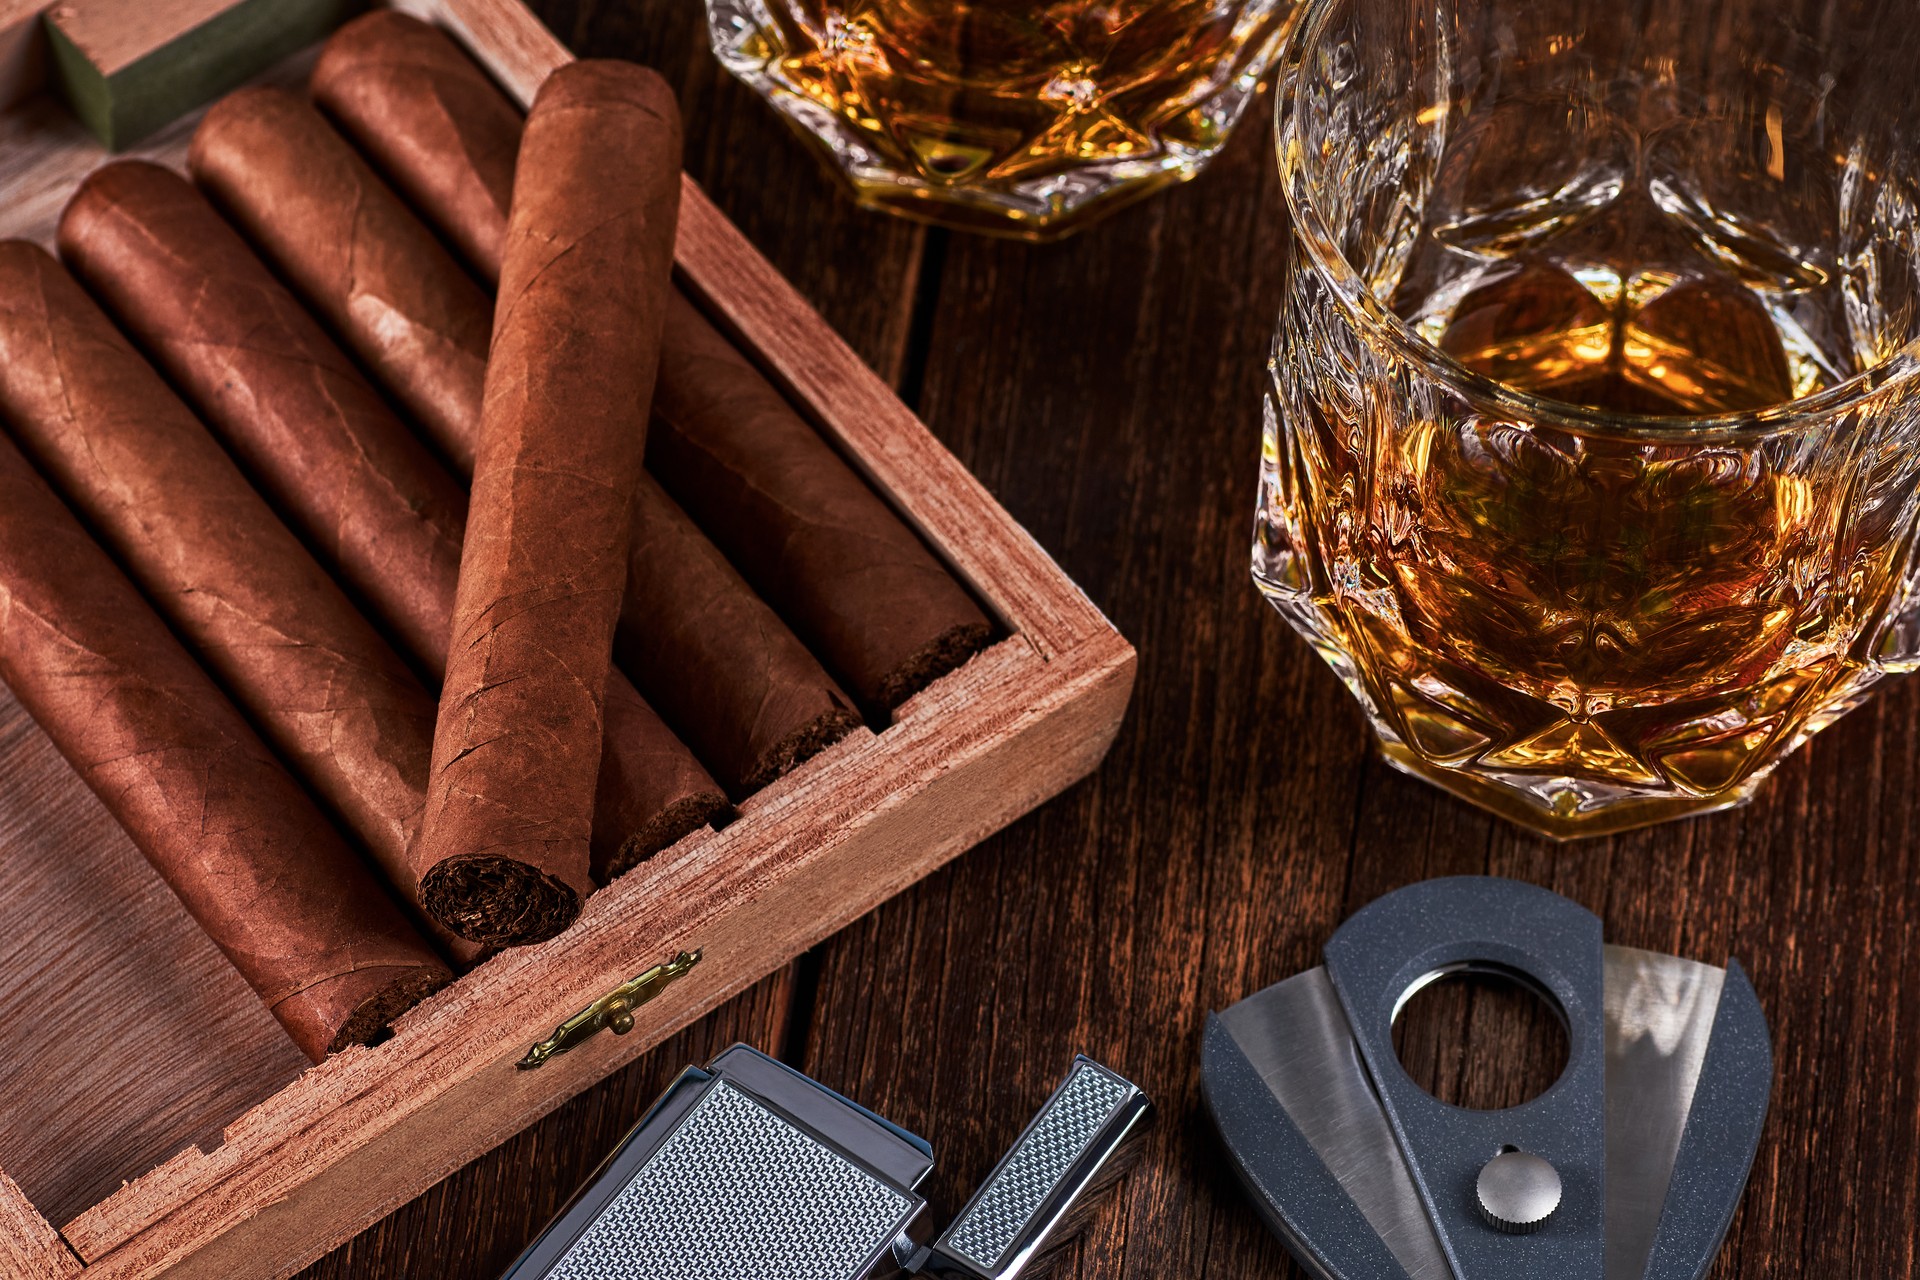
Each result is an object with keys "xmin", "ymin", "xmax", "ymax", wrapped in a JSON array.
[
  {"xmin": 709, "ymin": 0, "xmax": 1294, "ymax": 234},
  {"xmin": 1260, "ymin": 174, "xmax": 1895, "ymax": 831}
]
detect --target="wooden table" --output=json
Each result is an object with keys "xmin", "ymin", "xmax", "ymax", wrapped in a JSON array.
[{"xmin": 298, "ymin": 2, "xmax": 1920, "ymax": 1275}]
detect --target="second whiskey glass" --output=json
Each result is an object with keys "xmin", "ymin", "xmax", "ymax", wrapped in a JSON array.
[
  {"xmin": 1256, "ymin": 0, "xmax": 1920, "ymax": 836},
  {"xmin": 707, "ymin": 0, "xmax": 1297, "ymax": 238}
]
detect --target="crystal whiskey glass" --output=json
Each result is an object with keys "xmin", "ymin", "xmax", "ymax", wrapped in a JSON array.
[
  {"xmin": 1257, "ymin": 0, "xmax": 1920, "ymax": 836},
  {"xmin": 706, "ymin": 0, "xmax": 1296, "ymax": 239}
]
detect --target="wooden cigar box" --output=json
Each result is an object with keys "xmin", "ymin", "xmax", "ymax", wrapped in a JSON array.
[{"xmin": 0, "ymin": 1, "xmax": 1136, "ymax": 1275}]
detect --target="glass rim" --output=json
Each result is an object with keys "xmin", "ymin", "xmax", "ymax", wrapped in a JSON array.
[{"xmin": 1273, "ymin": 0, "xmax": 1920, "ymax": 444}]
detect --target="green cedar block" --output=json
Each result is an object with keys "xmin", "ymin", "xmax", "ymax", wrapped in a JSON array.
[{"xmin": 46, "ymin": 0, "xmax": 365, "ymax": 150}]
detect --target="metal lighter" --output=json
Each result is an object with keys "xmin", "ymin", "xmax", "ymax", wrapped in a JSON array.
[{"xmin": 501, "ymin": 1045, "xmax": 1154, "ymax": 1280}]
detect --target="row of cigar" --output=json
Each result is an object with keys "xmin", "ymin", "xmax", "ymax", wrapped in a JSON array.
[{"xmin": 0, "ymin": 13, "xmax": 991, "ymax": 1061}]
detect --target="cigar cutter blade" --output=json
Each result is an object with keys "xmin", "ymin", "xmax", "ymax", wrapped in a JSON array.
[
  {"xmin": 501, "ymin": 1045, "xmax": 1153, "ymax": 1280},
  {"xmin": 1201, "ymin": 876, "xmax": 1772, "ymax": 1280}
]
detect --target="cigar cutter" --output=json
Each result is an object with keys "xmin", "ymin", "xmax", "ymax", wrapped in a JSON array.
[
  {"xmin": 1202, "ymin": 876, "xmax": 1772, "ymax": 1279},
  {"xmin": 502, "ymin": 1044, "xmax": 1153, "ymax": 1279}
]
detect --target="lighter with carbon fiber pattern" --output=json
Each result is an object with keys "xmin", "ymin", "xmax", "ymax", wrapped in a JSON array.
[{"xmin": 501, "ymin": 1047, "xmax": 1152, "ymax": 1280}]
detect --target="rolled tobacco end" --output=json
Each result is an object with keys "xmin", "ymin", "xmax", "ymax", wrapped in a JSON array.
[
  {"xmin": 56, "ymin": 159, "xmax": 468, "ymax": 677},
  {"xmin": 594, "ymin": 673, "xmax": 729, "ymax": 882},
  {"xmin": 189, "ymin": 86, "xmax": 492, "ymax": 476},
  {"xmin": 0, "ymin": 431, "xmax": 449, "ymax": 1060},
  {"xmin": 621, "ymin": 477, "xmax": 862, "ymax": 796},
  {"xmin": 310, "ymin": 14, "xmax": 995, "ymax": 714},
  {"xmin": 203, "ymin": 79, "xmax": 858, "ymax": 800},
  {"xmin": 0, "ymin": 241, "xmax": 481, "ymax": 967},
  {"xmin": 311, "ymin": 9, "xmax": 518, "ymax": 284},
  {"xmin": 56, "ymin": 158, "xmax": 718, "ymax": 919},
  {"xmin": 416, "ymin": 62, "xmax": 684, "ymax": 945},
  {"xmin": 650, "ymin": 294, "xmax": 995, "ymax": 714}
]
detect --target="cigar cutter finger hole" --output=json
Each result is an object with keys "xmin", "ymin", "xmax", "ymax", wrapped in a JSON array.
[{"xmin": 1391, "ymin": 961, "xmax": 1572, "ymax": 1111}]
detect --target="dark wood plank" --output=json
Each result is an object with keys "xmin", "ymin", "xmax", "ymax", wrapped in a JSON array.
[
  {"xmin": 796, "ymin": 87, "xmax": 1366, "ymax": 1280},
  {"xmin": 306, "ymin": 2, "xmax": 1918, "ymax": 1278}
]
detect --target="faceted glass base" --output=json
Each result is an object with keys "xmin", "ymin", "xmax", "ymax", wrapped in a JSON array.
[
  {"xmin": 1257, "ymin": 539, "xmax": 1888, "ymax": 841},
  {"xmin": 1257, "ymin": 518, "xmax": 1894, "ymax": 840},
  {"xmin": 1374, "ymin": 738, "xmax": 1761, "ymax": 841},
  {"xmin": 706, "ymin": 0, "xmax": 1295, "ymax": 240}
]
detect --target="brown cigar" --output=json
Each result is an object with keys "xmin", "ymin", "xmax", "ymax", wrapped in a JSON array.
[
  {"xmin": 190, "ymin": 87, "xmax": 491, "ymax": 475},
  {"xmin": 0, "ymin": 241, "xmax": 483, "ymax": 967},
  {"xmin": 311, "ymin": 9, "xmax": 518, "ymax": 289},
  {"xmin": 621, "ymin": 477, "xmax": 862, "ymax": 792},
  {"xmin": 0, "ymin": 432, "xmax": 449, "ymax": 1060},
  {"xmin": 414, "ymin": 62, "xmax": 681, "ymax": 945},
  {"xmin": 59, "ymin": 160, "xmax": 466, "ymax": 676},
  {"xmin": 56, "ymin": 161, "xmax": 723, "ymax": 927},
  {"xmin": 311, "ymin": 14, "xmax": 993, "ymax": 713},
  {"xmin": 650, "ymin": 298, "xmax": 995, "ymax": 713},
  {"xmin": 596, "ymin": 672, "xmax": 731, "ymax": 878},
  {"xmin": 191, "ymin": 86, "xmax": 860, "ymax": 795}
]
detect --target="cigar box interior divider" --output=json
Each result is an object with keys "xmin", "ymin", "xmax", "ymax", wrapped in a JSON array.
[{"xmin": 0, "ymin": 1, "xmax": 1136, "ymax": 1274}]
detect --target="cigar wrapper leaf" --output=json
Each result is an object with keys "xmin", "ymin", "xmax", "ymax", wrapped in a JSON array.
[
  {"xmin": 311, "ymin": 9, "xmax": 519, "ymax": 293},
  {"xmin": 650, "ymin": 295, "xmax": 995, "ymax": 714},
  {"xmin": 0, "ymin": 429, "xmax": 449, "ymax": 1061},
  {"xmin": 57, "ymin": 158, "xmax": 467, "ymax": 679},
  {"xmin": 192, "ymin": 83, "xmax": 860, "ymax": 799},
  {"xmin": 414, "ymin": 61, "xmax": 683, "ymax": 946},
  {"xmin": 312, "ymin": 12, "xmax": 994, "ymax": 717}
]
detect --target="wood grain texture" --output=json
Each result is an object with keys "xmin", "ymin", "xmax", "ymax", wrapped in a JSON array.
[
  {"xmin": 302, "ymin": 1, "xmax": 1918, "ymax": 1275},
  {"xmin": 0, "ymin": 694, "xmax": 310, "ymax": 1228},
  {"xmin": 0, "ymin": 1169, "xmax": 81, "ymax": 1279}
]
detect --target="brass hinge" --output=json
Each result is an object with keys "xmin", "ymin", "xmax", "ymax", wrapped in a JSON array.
[{"xmin": 516, "ymin": 949, "xmax": 702, "ymax": 1070}]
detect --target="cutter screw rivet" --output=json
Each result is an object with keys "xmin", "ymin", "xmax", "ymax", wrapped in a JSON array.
[{"xmin": 1476, "ymin": 1148, "xmax": 1561, "ymax": 1234}]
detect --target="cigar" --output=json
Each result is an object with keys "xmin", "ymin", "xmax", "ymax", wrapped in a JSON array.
[
  {"xmin": 650, "ymin": 298, "xmax": 995, "ymax": 713},
  {"xmin": 621, "ymin": 477, "xmax": 862, "ymax": 793},
  {"xmin": 56, "ymin": 161, "xmax": 724, "ymax": 930},
  {"xmin": 597, "ymin": 672, "xmax": 731, "ymax": 879},
  {"xmin": 0, "ymin": 240, "xmax": 484, "ymax": 967},
  {"xmin": 311, "ymin": 9, "xmax": 518, "ymax": 291},
  {"xmin": 311, "ymin": 14, "xmax": 994, "ymax": 713},
  {"xmin": 190, "ymin": 86, "xmax": 491, "ymax": 475},
  {"xmin": 0, "ymin": 431, "xmax": 449, "ymax": 1060},
  {"xmin": 192, "ymin": 85, "xmax": 861, "ymax": 796},
  {"xmin": 413, "ymin": 62, "xmax": 681, "ymax": 945},
  {"xmin": 59, "ymin": 160, "xmax": 466, "ymax": 676}
]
